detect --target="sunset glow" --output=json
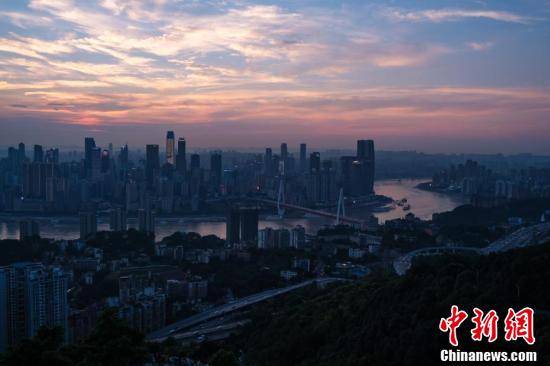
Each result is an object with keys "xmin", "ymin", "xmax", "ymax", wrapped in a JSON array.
[{"xmin": 0, "ymin": 0, "xmax": 549, "ymax": 152}]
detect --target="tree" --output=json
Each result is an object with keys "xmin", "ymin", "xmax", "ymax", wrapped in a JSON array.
[
  {"xmin": 209, "ymin": 349, "xmax": 239, "ymax": 366},
  {"xmin": 1, "ymin": 327, "xmax": 72, "ymax": 366}
]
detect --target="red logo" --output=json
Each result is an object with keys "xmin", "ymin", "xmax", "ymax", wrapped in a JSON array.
[
  {"xmin": 471, "ymin": 308, "xmax": 499, "ymax": 343},
  {"xmin": 439, "ymin": 306, "xmax": 535, "ymax": 346},
  {"xmin": 439, "ymin": 305, "xmax": 469, "ymax": 347},
  {"xmin": 504, "ymin": 307, "xmax": 535, "ymax": 345}
]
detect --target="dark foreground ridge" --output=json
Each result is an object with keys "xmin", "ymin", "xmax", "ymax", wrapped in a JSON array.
[
  {"xmin": 236, "ymin": 243, "xmax": 550, "ymax": 366},
  {"xmin": 2, "ymin": 242, "xmax": 549, "ymax": 365}
]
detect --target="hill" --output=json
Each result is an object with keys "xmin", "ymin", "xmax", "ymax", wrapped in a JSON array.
[{"xmin": 239, "ymin": 243, "xmax": 550, "ymax": 365}]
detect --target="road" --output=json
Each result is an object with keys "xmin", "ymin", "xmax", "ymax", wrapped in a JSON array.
[
  {"xmin": 147, "ymin": 277, "xmax": 344, "ymax": 342},
  {"xmin": 393, "ymin": 222, "xmax": 550, "ymax": 275}
]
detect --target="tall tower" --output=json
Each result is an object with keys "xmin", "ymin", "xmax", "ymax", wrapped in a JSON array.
[
  {"xmin": 299, "ymin": 143, "xmax": 307, "ymax": 172},
  {"xmin": 33, "ymin": 145, "xmax": 43, "ymax": 163},
  {"xmin": 138, "ymin": 208, "xmax": 155, "ymax": 235},
  {"xmin": 166, "ymin": 131, "xmax": 175, "ymax": 165},
  {"xmin": 176, "ymin": 138, "xmax": 187, "ymax": 177},
  {"xmin": 210, "ymin": 152, "xmax": 222, "ymax": 194},
  {"xmin": 356, "ymin": 140, "xmax": 375, "ymax": 195},
  {"xmin": 84, "ymin": 137, "xmax": 96, "ymax": 178},
  {"xmin": 264, "ymin": 148, "xmax": 273, "ymax": 176},
  {"xmin": 146, "ymin": 144, "xmax": 160, "ymax": 188},
  {"xmin": 280, "ymin": 143, "xmax": 288, "ymax": 161},
  {"xmin": 79, "ymin": 211, "xmax": 97, "ymax": 239}
]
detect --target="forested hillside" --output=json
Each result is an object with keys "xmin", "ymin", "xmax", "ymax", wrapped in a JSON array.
[{"xmin": 241, "ymin": 243, "xmax": 550, "ymax": 365}]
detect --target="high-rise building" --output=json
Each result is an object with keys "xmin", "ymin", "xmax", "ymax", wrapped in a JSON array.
[
  {"xmin": 17, "ymin": 143, "xmax": 26, "ymax": 163},
  {"xmin": 299, "ymin": 143, "xmax": 307, "ymax": 172},
  {"xmin": 226, "ymin": 208, "xmax": 241, "ymax": 246},
  {"xmin": 90, "ymin": 147, "xmax": 101, "ymax": 180},
  {"xmin": 79, "ymin": 211, "xmax": 97, "ymax": 239},
  {"xmin": 109, "ymin": 207, "xmax": 127, "ymax": 232},
  {"xmin": 225, "ymin": 206, "xmax": 259, "ymax": 246},
  {"xmin": 280, "ymin": 143, "xmax": 288, "ymax": 161},
  {"xmin": 190, "ymin": 154, "xmax": 200, "ymax": 169},
  {"xmin": 176, "ymin": 138, "xmax": 187, "ymax": 177},
  {"xmin": 19, "ymin": 219, "xmax": 40, "ymax": 240},
  {"xmin": 309, "ymin": 152, "xmax": 321, "ymax": 173},
  {"xmin": 356, "ymin": 140, "xmax": 375, "ymax": 195},
  {"xmin": 118, "ymin": 144, "xmax": 129, "ymax": 169},
  {"xmin": 21, "ymin": 162, "xmax": 46, "ymax": 198},
  {"xmin": 45, "ymin": 148, "xmax": 59, "ymax": 164},
  {"xmin": 84, "ymin": 137, "xmax": 96, "ymax": 178},
  {"xmin": 240, "ymin": 207, "xmax": 259, "ymax": 244},
  {"xmin": 0, "ymin": 263, "xmax": 68, "ymax": 351},
  {"xmin": 145, "ymin": 144, "xmax": 160, "ymax": 189},
  {"xmin": 166, "ymin": 131, "xmax": 175, "ymax": 165},
  {"xmin": 138, "ymin": 208, "xmax": 155, "ymax": 235},
  {"xmin": 33, "ymin": 145, "xmax": 43, "ymax": 163},
  {"xmin": 290, "ymin": 226, "xmax": 306, "ymax": 249},
  {"xmin": 357, "ymin": 140, "xmax": 374, "ymax": 160},
  {"xmin": 210, "ymin": 152, "xmax": 222, "ymax": 194},
  {"xmin": 264, "ymin": 148, "xmax": 273, "ymax": 176}
]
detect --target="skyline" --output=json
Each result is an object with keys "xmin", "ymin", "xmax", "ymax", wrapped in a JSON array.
[{"xmin": 1, "ymin": 0, "xmax": 550, "ymax": 153}]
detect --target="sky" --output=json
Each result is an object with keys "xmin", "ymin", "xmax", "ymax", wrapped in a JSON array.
[{"xmin": 0, "ymin": 0, "xmax": 549, "ymax": 153}]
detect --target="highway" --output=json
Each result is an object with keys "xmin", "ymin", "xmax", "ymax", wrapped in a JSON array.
[
  {"xmin": 147, "ymin": 277, "xmax": 344, "ymax": 342},
  {"xmin": 393, "ymin": 222, "xmax": 550, "ymax": 275}
]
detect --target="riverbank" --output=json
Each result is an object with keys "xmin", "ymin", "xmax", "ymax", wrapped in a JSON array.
[{"xmin": 0, "ymin": 179, "xmax": 468, "ymax": 240}]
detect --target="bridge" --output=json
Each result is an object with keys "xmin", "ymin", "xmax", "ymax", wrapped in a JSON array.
[
  {"xmin": 147, "ymin": 277, "xmax": 347, "ymax": 342},
  {"xmin": 254, "ymin": 198, "xmax": 369, "ymax": 226},
  {"xmin": 393, "ymin": 222, "xmax": 550, "ymax": 275},
  {"xmin": 393, "ymin": 246, "xmax": 481, "ymax": 275}
]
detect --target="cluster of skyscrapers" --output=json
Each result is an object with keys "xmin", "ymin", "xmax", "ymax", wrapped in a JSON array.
[
  {"xmin": 1, "ymin": 134, "xmax": 376, "ymax": 242},
  {"xmin": 431, "ymin": 159, "xmax": 550, "ymax": 207}
]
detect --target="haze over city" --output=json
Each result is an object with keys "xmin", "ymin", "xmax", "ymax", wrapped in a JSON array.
[{"xmin": 1, "ymin": 0, "xmax": 549, "ymax": 152}]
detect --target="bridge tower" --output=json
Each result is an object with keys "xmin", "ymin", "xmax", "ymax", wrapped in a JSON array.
[
  {"xmin": 336, "ymin": 187, "xmax": 345, "ymax": 225},
  {"xmin": 277, "ymin": 178, "xmax": 285, "ymax": 218}
]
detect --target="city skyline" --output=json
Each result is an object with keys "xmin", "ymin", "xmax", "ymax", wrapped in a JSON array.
[{"xmin": 1, "ymin": 0, "xmax": 550, "ymax": 153}]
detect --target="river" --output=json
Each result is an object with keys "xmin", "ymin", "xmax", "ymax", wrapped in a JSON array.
[{"xmin": 0, "ymin": 179, "xmax": 467, "ymax": 241}]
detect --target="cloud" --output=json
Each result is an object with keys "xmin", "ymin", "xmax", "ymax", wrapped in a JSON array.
[
  {"xmin": 383, "ymin": 8, "xmax": 532, "ymax": 24},
  {"xmin": 0, "ymin": 1, "xmax": 548, "ymax": 153},
  {"xmin": 467, "ymin": 41, "xmax": 494, "ymax": 51}
]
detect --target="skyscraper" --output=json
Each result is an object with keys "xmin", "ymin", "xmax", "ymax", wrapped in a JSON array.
[
  {"xmin": 176, "ymin": 138, "xmax": 187, "ymax": 177},
  {"xmin": 210, "ymin": 152, "xmax": 222, "ymax": 194},
  {"xmin": 146, "ymin": 144, "xmax": 160, "ymax": 188},
  {"xmin": 264, "ymin": 148, "xmax": 273, "ymax": 176},
  {"xmin": 309, "ymin": 152, "xmax": 321, "ymax": 173},
  {"xmin": 45, "ymin": 148, "xmax": 59, "ymax": 164},
  {"xmin": 280, "ymin": 143, "xmax": 288, "ymax": 161},
  {"xmin": 357, "ymin": 140, "xmax": 374, "ymax": 161},
  {"xmin": 225, "ymin": 206, "xmax": 259, "ymax": 246},
  {"xmin": 356, "ymin": 140, "xmax": 375, "ymax": 194},
  {"xmin": 190, "ymin": 154, "xmax": 200, "ymax": 169},
  {"xmin": 84, "ymin": 137, "xmax": 96, "ymax": 178},
  {"xmin": 138, "ymin": 208, "xmax": 155, "ymax": 235},
  {"xmin": 33, "ymin": 145, "xmax": 43, "ymax": 163},
  {"xmin": 240, "ymin": 207, "xmax": 259, "ymax": 244},
  {"xmin": 17, "ymin": 143, "xmax": 26, "ymax": 163},
  {"xmin": 90, "ymin": 147, "xmax": 101, "ymax": 180},
  {"xmin": 118, "ymin": 144, "xmax": 129, "ymax": 169},
  {"xmin": 79, "ymin": 211, "xmax": 97, "ymax": 239},
  {"xmin": 226, "ymin": 207, "xmax": 241, "ymax": 246},
  {"xmin": 166, "ymin": 131, "xmax": 175, "ymax": 165},
  {"xmin": 19, "ymin": 219, "xmax": 40, "ymax": 241},
  {"xmin": 299, "ymin": 143, "xmax": 307, "ymax": 172},
  {"xmin": 110, "ymin": 207, "xmax": 127, "ymax": 232}
]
